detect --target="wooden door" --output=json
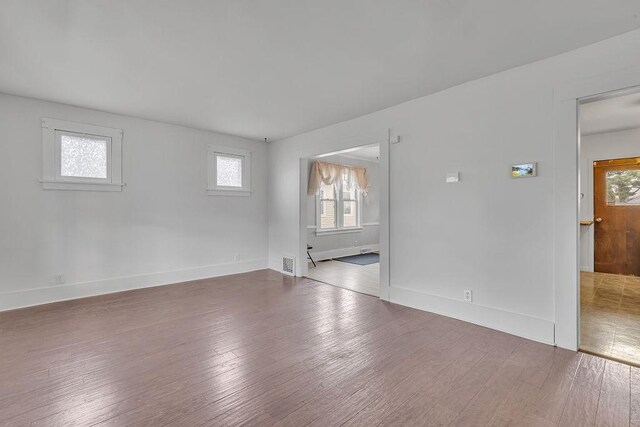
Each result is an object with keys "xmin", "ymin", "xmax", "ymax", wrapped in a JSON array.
[{"xmin": 594, "ymin": 157, "xmax": 640, "ymax": 275}]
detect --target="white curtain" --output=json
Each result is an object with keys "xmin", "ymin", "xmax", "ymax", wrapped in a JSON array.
[{"xmin": 308, "ymin": 161, "xmax": 369, "ymax": 195}]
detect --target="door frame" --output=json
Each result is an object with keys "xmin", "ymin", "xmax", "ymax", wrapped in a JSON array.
[
  {"xmin": 554, "ymin": 66, "xmax": 640, "ymax": 350},
  {"xmin": 298, "ymin": 131, "xmax": 391, "ymax": 300}
]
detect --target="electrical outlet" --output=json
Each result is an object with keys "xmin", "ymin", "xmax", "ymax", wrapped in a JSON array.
[
  {"xmin": 55, "ymin": 274, "xmax": 65, "ymax": 285},
  {"xmin": 464, "ymin": 290, "xmax": 472, "ymax": 302}
]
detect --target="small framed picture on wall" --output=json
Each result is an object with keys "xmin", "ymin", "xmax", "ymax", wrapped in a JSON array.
[{"xmin": 511, "ymin": 162, "xmax": 537, "ymax": 178}]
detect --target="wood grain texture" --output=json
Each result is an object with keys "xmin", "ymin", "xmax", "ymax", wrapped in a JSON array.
[
  {"xmin": 593, "ymin": 158, "xmax": 640, "ymax": 276},
  {"xmin": 0, "ymin": 269, "xmax": 638, "ymax": 425}
]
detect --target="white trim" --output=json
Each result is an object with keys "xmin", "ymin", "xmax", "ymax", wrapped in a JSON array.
[
  {"xmin": 337, "ymin": 152, "xmax": 380, "ymax": 163},
  {"xmin": 42, "ymin": 118, "xmax": 123, "ymax": 139},
  {"xmin": 583, "ymin": 156, "xmax": 596, "ymax": 272},
  {"xmin": 379, "ymin": 132, "xmax": 390, "ymax": 301},
  {"xmin": 0, "ymin": 258, "xmax": 267, "ymax": 312},
  {"xmin": 40, "ymin": 181, "xmax": 125, "ymax": 192},
  {"xmin": 206, "ymin": 189, "xmax": 252, "ymax": 197},
  {"xmin": 309, "ymin": 244, "xmax": 380, "ymax": 262},
  {"xmin": 390, "ymin": 286, "xmax": 555, "ymax": 345},
  {"xmin": 553, "ymin": 65, "xmax": 640, "ymax": 351},
  {"xmin": 362, "ymin": 222, "xmax": 380, "ymax": 227},
  {"xmin": 315, "ymin": 227, "xmax": 363, "ymax": 236},
  {"xmin": 41, "ymin": 118, "xmax": 124, "ymax": 191},
  {"xmin": 207, "ymin": 145, "xmax": 252, "ymax": 196}
]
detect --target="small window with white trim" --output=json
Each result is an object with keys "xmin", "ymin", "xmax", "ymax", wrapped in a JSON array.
[
  {"xmin": 207, "ymin": 145, "xmax": 251, "ymax": 196},
  {"xmin": 41, "ymin": 118, "xmax": 124, "ymax": 191}
]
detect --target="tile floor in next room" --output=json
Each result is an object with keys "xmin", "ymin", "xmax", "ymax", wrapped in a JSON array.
[
  {"xmin": 581, "ymin": 271, "xmax": 640, "ymax": 366},
  {"xmin": 305, "ymin": 259, "xmax": 380, "ymax": 297}
]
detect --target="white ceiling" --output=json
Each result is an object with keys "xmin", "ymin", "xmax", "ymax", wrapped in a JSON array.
[
  {"xmin": 581, "ymin": 92, "xmax": 640, "ymax": 135},
  {"xmin": 1, "ymin": 1, "xmax": 639, "ymax": 141}
]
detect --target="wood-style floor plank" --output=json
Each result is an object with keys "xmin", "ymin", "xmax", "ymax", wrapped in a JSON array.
[
  {"xmin": 595, "ymin": 360, "xmax": 631, "ymax": 427},
  {"xmin": 558, "ymin": 352, "xmax": 606, "ymax": 426},
  {"xmin": 0, "ymin": 269, "xmax": 639, "ymax": 425}
]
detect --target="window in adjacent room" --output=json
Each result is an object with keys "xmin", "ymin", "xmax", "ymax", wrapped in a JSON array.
[
  {"xmin": 317, "ymin": 170, "xmax": 361, "ymax": 233},
  {"xmin": 41, "ymin": 118, "xmax": 124, "ymax": 191},
  {"xmin": 207, "ymin": 145, "xmax": 251, "ymax": 196},
  {"xmin": 319, "ymin": 181, "xmax": 337, "ymax": 229}
]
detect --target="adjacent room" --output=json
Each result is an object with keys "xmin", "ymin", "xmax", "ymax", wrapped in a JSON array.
[
  {"xmin": 579, "ymin": 91, "xmax": 640, "ymax": 365},
  {"xmin": 305, "ymin": 145, "xmax": 381, "ymax": 297},
  {"xmin": 2, "ymin": 1, "xmax": 640, "ymax": 425}
]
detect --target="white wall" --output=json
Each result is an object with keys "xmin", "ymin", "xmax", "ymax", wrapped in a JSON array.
[
  {"xmin": 0, "ymin": 94, "xmax": 268, "ymax": 311},
  {"xmin": 306, "ymin": 155, "xmax": 379, "ymax": 258},
  {"xmin": 268, "ymin": 29, "xmax": 640, "ymax": 346},
  {"xmin": 579, "ymin": 127, "xmax": 640, "ymax": 271}
]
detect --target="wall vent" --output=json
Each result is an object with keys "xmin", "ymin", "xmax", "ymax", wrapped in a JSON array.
[{"xmin": 282, "ymin": 256, "xmax": 295, "ymax": 276}]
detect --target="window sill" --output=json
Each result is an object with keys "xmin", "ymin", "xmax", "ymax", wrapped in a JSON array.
[
  {"xmin": 315, "ymin": 227, "xmax": 363, "ymax": 236},
  {"xmin": 206, "ymin": 189, "xmax": 252, "ymax": 197},
  {"xmin": 41, "ymin": 181, "xmax": 124, "ymax": 192}
]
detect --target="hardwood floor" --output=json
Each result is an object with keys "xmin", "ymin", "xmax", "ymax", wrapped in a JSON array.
[
  {"xmin": 1, "ymin": 269, "xmax": 638, "ymax": 425},
  {"xmin": 581, "ymin": 271, "xmax": 640, "ymax": 365},
  {"xmin": 305, "ymin": 259, "xmax": 379, "ymax": 297}
]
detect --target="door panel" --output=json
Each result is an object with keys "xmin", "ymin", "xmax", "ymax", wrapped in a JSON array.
[{"xmin": 594, "ymin": 157, "xmax": 640, "ymax": 276}]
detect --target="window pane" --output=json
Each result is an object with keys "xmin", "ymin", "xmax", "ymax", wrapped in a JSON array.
[
  {"xmin": 216, "ymin": 155, "xmax": 243, "ymax": 187},
  {"xmin": 342, "ymin": 173, "xmax": 356, "ymax": 200},
  {"xmin": 320, "ymin": 182, "xmax": 335, "ymax": 199},
  {"xmin": 606, "ymin": 170, "xmax": 640, "ymax": 205},
  {"xmin": 60, "ymin": 134, "xmax": 108, "ymax": 179},
  {"xmin": 319, "ymin": 181, "xmax": 336, "ymax": 229},
  {"xmin": 320, "ymin": 200, "xmax": 336, "ymax": 229},
  {"xmin": 343, "ymin": 201, "xmax": 357, "ymax": 227}
]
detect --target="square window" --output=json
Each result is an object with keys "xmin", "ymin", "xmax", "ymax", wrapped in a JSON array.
[
  {"xmin": 41, "ymin": 118, "xmax": 123, "ymax": 192},
  {"xmin": 60, "ymin": 133, "xmax": 109, "ymax": 179},
  {"xmin": 207, "ymin": 145, "xmax": 252, "ymax": 196},
  {"xmin": 216, "ymin": 154, "xmax": 243, "ymax": 187}
]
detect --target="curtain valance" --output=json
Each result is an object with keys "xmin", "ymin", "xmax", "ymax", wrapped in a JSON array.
[{"xmin": 308, "ymin": 161, "xmax": 369, "ymax": 196}]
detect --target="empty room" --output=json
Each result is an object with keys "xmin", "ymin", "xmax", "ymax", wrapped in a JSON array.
[{"xmin": 2, "ymin": 1, "xmax": 640, "ymax": 425}]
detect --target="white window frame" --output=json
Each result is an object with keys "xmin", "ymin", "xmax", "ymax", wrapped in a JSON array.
[
  {"xmin": 207, "ymin": 145, "xmax": 252, "ymax": 196},
  {"xmin": 41, "ymin": 118, "xmax": 124, "ymax": 192},
  {"xmin": 316, "ymin": 175, "xmax": 362, "ymax": 235}
]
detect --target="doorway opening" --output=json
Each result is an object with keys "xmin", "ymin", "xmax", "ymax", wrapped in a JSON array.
[
  {"xmin": 579, "ymin": 89, "xmax": 640, "ymax": 365},
  {"xmin": 303, "ymin": 144, "xmax": 381, "ymax": 297}
]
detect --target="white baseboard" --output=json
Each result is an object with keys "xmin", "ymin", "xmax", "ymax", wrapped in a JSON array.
[
  {"xmin": 390, "ymin": 285, "xmax": 555, "ymax": 345},
  {"xmin": 0, "ymin": 258, "xmax": 268, "ymax": 312},
  {"xmin": 310, "ymin": 244, "xmax": 380, "ymax": 262}
]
